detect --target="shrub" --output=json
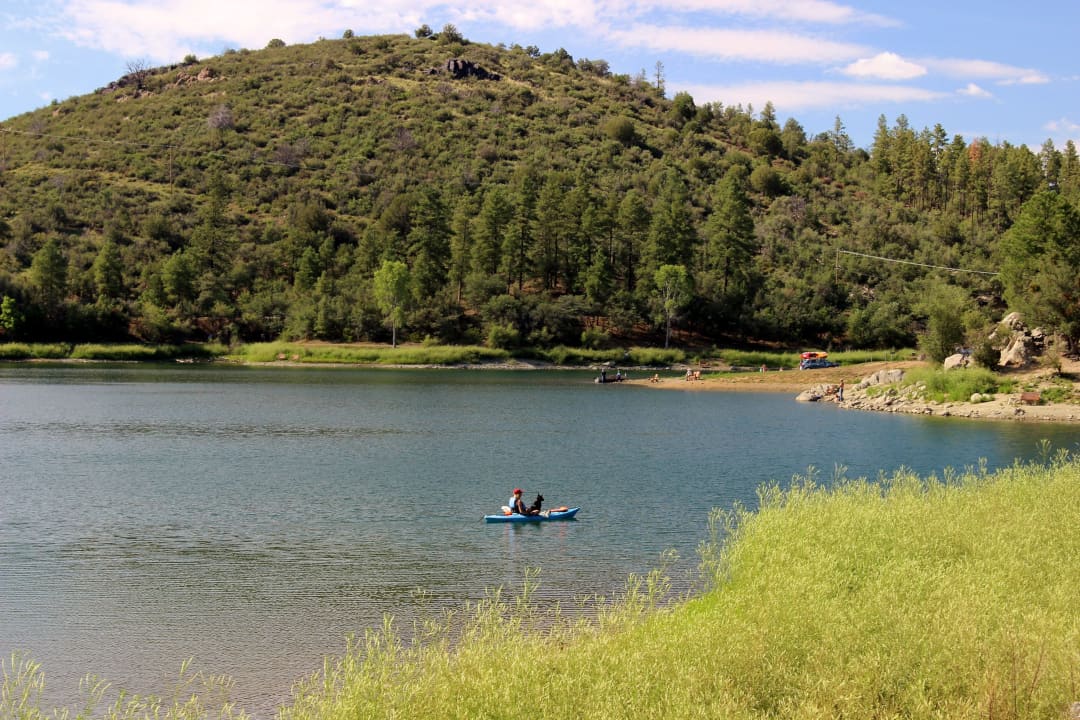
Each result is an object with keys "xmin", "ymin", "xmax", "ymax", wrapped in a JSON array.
[
  {"xmin": 627, "ymin": 347, "xmax": 685, "ymax": 366},
  {"xmin": 0, "ymin": 343, "xmax": 32, "ymax": 359},
  {"xmin": 485, "ymin": 323, "xmax": 520, "ymax": 349},
  {"xmin": 581, "ymin": 327, "xmax": 610, "ymax": 350},
  {"xmin": 602, "ymin": 116, "xmax": 637, "ymax": 146}
]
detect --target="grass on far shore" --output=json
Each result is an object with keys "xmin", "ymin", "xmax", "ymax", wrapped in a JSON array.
[
  {"xmin": 0, "ymin": 341, "xmax": 908, "ymax": 370},
  {"xmin": 0, "ymin": 342, "xmax": 226, "ymax": 361},
  {"xmin": 712, "ymin": 347, "xmax": 915, "ymax": 370},
  {"xmin": 7, "ymin": 450, "xmax": 1080, "ymax": 719}
]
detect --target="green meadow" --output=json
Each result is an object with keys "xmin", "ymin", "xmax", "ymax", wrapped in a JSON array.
[{"xmin": 6, "ymin": 453, "xmax": 1080, "ymax": 719}]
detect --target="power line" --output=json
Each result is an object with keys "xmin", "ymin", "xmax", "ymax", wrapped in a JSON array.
[
  {"xmin": 0, "ymin": 126, "xmax": 307, "ymax": 169},
  {"xmin": 837, "ymin": 249, "xmax": 999, "ymax": 276},
  {"xmin": 1, "ymin": 126, "xmax": 179, "ymax": 151}
]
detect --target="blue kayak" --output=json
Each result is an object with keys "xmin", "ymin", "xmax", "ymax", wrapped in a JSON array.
[{"xmin": 484, "ymin": 507, "xmax": 580, "ymax": 523}]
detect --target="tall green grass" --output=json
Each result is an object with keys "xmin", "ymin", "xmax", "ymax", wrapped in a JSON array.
[
  {"xmin": 10, "ymin": 456, "xmax": 1080, "ymax": 719},
  {"xmin": 231, "ymin": 343, "xmax": 686, "ymax": 367},
  {"xmin": 903, "ymin": 366, "xmax": 1014, "ymax": 402},
  {"xmin": 0, "ymin": 343, "xmax": 71, "ymax": 359},
  {"xmin": 0, "ymin": 343, "xmax": 224, "ymax": 361},
  {"xmin": 230, "ymin": 342, "xmax": 510, "ymax": 365},
  {"xmin": 535, "ymin": 346, "xmax": 624, "ymax": 365},
  {"xmin": 624, "ymin": 347, "xmax": 686, "ymax": 366},
  {"xmin": 1, "ymin": 654, "xmax": 249, "ymax": 720},
  {"xmin": 68, "ymin": 344, "xmax": 226, "ymax": 361}
]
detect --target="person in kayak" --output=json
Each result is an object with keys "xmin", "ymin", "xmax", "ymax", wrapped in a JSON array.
[{"xmin": 509, "ymin": 488, "xmax": 540, "ymax": 516}]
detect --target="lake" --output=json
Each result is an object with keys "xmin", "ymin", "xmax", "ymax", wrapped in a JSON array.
[{"xmin": 1, "ymin": 364, "xmax": 1076, "ymax": 717}]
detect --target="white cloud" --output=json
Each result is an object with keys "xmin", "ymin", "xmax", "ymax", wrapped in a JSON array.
[
  {"xmin": 842, "ymin": 52, "xmax": 925, "ymax": 80},
  {"xmin": 606, "ymin": 25, "xmax": 868, "ymax": 64},
  {"xmin": 1045, "ymin": 117, "xmax": 1080, "ymax": 134},
  {"xmin": 927, "ymin": 57, "xmax": 1048, "ymax": 85},
  {"xmin": 48, "ymin": 0, "xmax": 896, "ymax": 60},
  {"xmin": 958, "ymin": 83, "xmax": 992, "ymax": 99},
  {"xmin": 57, "ymin": 0, "xmax": 426, "ymax": 61},
  {"xmin": 0, "ymin": 52, "xmax": 17, "ymax": 71},
  {"xmin": 33, "ymin": 50, "xmax": 51, "ymax": 62},
  {"xmin": 674, "ymin": 80, "xmax": 946, "ymax": 112},
  {"xmin": 453, "ymin": 0, "xmax": 599, "ymax": 30},
  {"xmin": 613, "ymin": 0, "xmax": 898, "ymax": 26}
]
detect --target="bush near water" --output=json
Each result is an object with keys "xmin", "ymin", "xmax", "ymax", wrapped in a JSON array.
[{"xmin": 6, "ymin": 454, "xmax": 1080, "ymax": 719}]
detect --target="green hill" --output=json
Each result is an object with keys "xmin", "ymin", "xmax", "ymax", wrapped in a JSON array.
[{"xmin": 2, "ymin": 30, "xmax": 1078, "ymax": 353}]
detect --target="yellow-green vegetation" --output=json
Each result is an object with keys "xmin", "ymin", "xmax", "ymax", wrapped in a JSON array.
[
  {"xmin": 1, "ymin": 655, "xmax": 248, "ymax": 720},
  {"xmin": 0, "ymin": 342, "xmax": 72, "ymax": 359},
  {"xmin": 6, "ymin": 456, "xmax": 1080, "ymax": 718},
  {"xmin": 0, "ymin": 342, "xmax": 225, "ymax": 361},
  {"xmin": 623, "ymin": 347, "xmax": 687, "ymax": 366},
  {"xmin": 229, "ymin": 342, "xmax": 510, "ymax": 365},
  {"xmin": 903, "ymin": 366, "xmax": 1015, "ymax": 402},
  {"xmin": 229, "ymin": 342, "xmax": 688, "ymax": 367},
  {"xmin": 68, "ymin": 343, "xmax": 225, "ymax": 361}
]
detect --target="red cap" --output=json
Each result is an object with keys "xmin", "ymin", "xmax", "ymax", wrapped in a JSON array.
[{"xmin": 512, "ymin": 488, "xmax": 522, "ymax": 494}]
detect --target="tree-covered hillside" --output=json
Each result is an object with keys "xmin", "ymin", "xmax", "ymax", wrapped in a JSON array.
[{"xmin": 1, "ymin": 29, "xmax": 1078, "ymax": 355}]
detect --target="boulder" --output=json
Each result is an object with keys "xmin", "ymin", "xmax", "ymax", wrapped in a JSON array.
[
  {"xmin": 855, "ymin": 369, "xmax": 905, "ymax": 389},
  {"xmin": 943, "ymin": 353, "xmax": 969, "ymax": 370},
  {"xmin": 1001, "ymin": 311, "xmax": 1025, "ymax": 331},
  {"xmin": 998, "ymin": 335, "xmax": 1031, "ymax": 368}
]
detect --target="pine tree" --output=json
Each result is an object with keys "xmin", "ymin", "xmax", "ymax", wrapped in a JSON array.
[
  {"xmin": 702, "ymin": 167, "xmax": 756, "ymax": 299},
  {"xmin": 30, "ymin": 237, "xmax": 68, "ymax": 322}
]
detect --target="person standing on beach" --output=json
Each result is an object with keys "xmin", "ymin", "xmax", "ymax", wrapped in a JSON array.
[{"xmin": 838, "ymin": 379, "xmax": 845, "ymax": 402}]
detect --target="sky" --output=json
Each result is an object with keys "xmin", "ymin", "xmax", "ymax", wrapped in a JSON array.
[{"xmin": 1, "ymin": 0, "xmax": 1077, "ymax": 150}]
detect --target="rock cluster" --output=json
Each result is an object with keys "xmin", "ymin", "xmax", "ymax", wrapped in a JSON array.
[
  {"xmin": 170, "ymin": 67, "xmax": 218, "ymax": 89},
  {"xmin": 995, "ymin": 312, "xmax": 1047, "ymax": 368},
  {"xmin": 797, "ymin": 366, "xmax": 1058, "ymax": 421},
  {"xmin": 432, "ymin": 58, "xmax": 500, "ymax": 80}
]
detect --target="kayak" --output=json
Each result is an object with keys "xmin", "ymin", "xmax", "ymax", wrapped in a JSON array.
[{"xmin": 484, "ymin": 507, "xmax": 580, "ymax": 523}]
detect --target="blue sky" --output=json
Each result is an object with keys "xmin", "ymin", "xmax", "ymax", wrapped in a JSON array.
[{"xmin": 1, "ymin": 0, "xmax": 1077, "ymax": 150}]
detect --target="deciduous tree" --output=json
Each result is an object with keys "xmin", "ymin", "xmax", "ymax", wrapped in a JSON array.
[
  {"xmin": 653, "ymin": 264, "xmax": 691, "ymax": 348},
  {"xmin": 373, "ymin": 259, "xmax": 411, "ymax": 347}
]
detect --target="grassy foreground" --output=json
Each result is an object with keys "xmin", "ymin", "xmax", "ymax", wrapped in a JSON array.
[{"xmin": 6, "ymin": 456, "xmax": 1080, "ymax": 719}]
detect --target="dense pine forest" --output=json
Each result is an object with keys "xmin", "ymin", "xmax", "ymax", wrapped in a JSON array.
[{"xmin": 2, "ymin": 28, "xmax": 1079, "ymax": 358}]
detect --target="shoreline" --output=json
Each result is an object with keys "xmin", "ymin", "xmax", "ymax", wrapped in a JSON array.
[
  {"xmin": 9, "ymin": 355, "xmax": 1080, "ymax": 424},
  {"xmin": 627, "ymin": 359, "xmax": 1080, "ymax": 424}
]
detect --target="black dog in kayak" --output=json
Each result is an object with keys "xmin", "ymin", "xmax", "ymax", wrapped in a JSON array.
[{"xmin": 527, "ymin": 494, "xmax": 544, "ymax": 514}]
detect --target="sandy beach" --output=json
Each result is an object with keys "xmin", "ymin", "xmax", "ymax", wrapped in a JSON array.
[{"xmin": 627, "ymin": 359, "xmax": 1080, "ymax": 424}]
